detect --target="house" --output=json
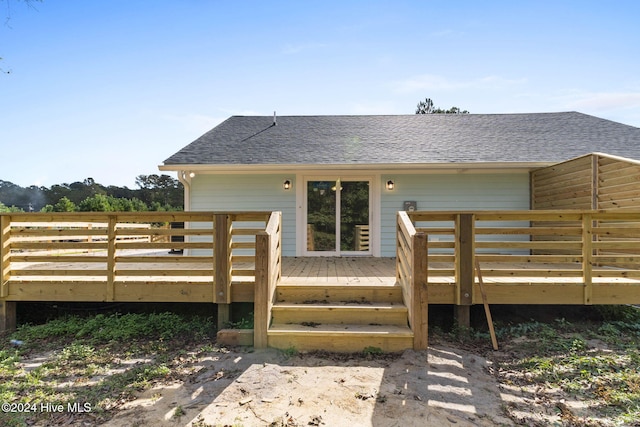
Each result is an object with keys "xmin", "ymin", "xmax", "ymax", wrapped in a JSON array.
[
  {"xmin": 160, "ymin": 112, "xmax": 640, "ymax": 257},
  {"xmin": 2, "ymin": 112, "xmax": 640, "ymax": 351}
]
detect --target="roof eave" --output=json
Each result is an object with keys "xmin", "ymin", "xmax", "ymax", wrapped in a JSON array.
[{"xmin": 159, "ymin": 161, "xmax": 553, "ymax": 174}]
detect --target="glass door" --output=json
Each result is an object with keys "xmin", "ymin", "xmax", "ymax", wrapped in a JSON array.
[
  {"xmin": 340, "ymin": 180, "xmax": 370, "ymax": 254},
  {"xmin": 306, "ymin": 180, "xmax": 337, "ymax": 253},
  {"xmin": 306, "ymin": 179, "xmax": 370, "ymax": 255}
]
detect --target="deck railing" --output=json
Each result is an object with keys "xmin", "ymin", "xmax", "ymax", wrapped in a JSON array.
[
  {"xmin": 396, "ymin": 212, "xmax": 428, "ymax": 350},
  {"xmin": 408, "ymin": 210, "xmax": 640, "ymax": 305},
  {"xmin": 253, "ymin": 211, "xmax": 283, "ymax": 348},
  {"xmin": 0, "ymin": 211, "xmax": 271, "ymax": 304}
]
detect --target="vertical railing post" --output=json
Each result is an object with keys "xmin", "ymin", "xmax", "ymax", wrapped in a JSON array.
[
  {"xmin": 455, "ymin": 214, "xmax": 475, "ymax": 305},
  {"xmin": 582, "ymin": 213, "xmax": 593, "ymax": 305},
  {"xmin": 396, "ymin": 212, "xmax": 402, "ymax": 283},
  {"xmin": 214, "ymin": 214, "xmax": 232, "ymax": 329},
  {"xmin": 455, "ymin": 213, "xmax": 474, "ymax": 328},
  {"xmin": 254, "ymin": 230, "xmax": 270, "ymax": 349},
  {"xmin": 0, "ymin": 214, "xmax": 16, "ymax": 332},
  {"xmin": 106, "ymin": 215, "xmax": 117, "ymax": 302},
  {"xmin": 276, "ymin": 213, "xmax": 282, "ymax": 282},
  {"xmin": 396, "ymin": 213, "xmax": 402, "ymax": 285},
  {"xmin": 254, "ymin": 212, "xmax": 282, "ymax": 349},
  {"xmin": 411, "ymin": 232, "xmax": 428, "ymax": 350},
  {"xmin": 1, "ymin": 215, "xmax": 10, "ymax": 298}
]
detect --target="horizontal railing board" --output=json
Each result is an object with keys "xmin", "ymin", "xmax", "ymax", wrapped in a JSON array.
[
  {"xmin": 115, "ymin": 270, "xmax": 215, "ymax": 276},
  {"xmin": 114, "ymin": 256, "xmax": 214, "ymax": 263},
  {"xmin": 11, "ymin": 256, "xmax": 110, "ymax": 263},
  {"xmin": 1, "ymin": 211, "xmax": 280, "ymax": 306},
  {"xmin": 409, "ymin": 209, "xmax": 640, "ymax": 308},
  {"xmin": 475, "ymin": 227, "xmax": 582, "ymax": 235},
  {"xmin": 11, "ymin": 242, "xmax": 109, "ymax": 250},
  {"xmin": 476, "ymin": 255, "xmax": 583, "ymax": 263}
]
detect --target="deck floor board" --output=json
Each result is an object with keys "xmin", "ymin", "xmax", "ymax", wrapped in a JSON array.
[{"xmin": 280, "ymin": 257, "xmax": 396, "ymax": 286}]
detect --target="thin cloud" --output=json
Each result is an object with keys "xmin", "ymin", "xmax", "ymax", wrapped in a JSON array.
[
  {"xmin": 392, "ymin": 74, "xmax": 527, "ymax": 93},
  {"xmin": 350, "ymin": 101, "xmax": 399, "ymax": 115},
  {"xmin": 561, "ymin": 92, "xmax": 640, "ymax": 111}
]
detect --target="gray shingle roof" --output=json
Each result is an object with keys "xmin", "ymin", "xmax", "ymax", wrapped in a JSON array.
[{"xmin": 163, "ymin": 112, "xmax": 640, "ymax": 166}]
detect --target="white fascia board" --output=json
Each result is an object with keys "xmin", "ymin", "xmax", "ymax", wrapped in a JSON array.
[{"xmin": 158, "ymin": 162, "xmax": 553, "ymax": 175}]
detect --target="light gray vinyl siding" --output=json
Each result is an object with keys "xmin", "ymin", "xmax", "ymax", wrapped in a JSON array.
[
  {"xmin": 188, "ymin": 172, "xmax": 531, "ymax": 257},
  {"xmin": 190, "ymin": 174, "xmax": 296, "ymax": 256},
  {"xmin": 379, "ymin": 173, "xmax": 531, "ymax": 256}
]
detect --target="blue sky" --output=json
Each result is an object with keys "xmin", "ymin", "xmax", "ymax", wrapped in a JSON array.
[{"xmin": 1, "ymin": 0, "xmax": 639, "ymax": 188}]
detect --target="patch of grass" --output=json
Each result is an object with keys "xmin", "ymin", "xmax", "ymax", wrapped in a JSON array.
[
  {"xmin": 75, "ymin": 312, "xmax": 213, "ymax": 342},
  {"xmin": 173, "ymin": 405, "xmax": 185, "ymax": 418},
  {"xmin": 362, "ymin": 346, "xmax": 383, "ymax": 358},
  {"xmin": 280, "ymin": 346, "xmax": 298, "ymax": 359},
  {"xmin": 490, "ymin": 307, "xmax": 640, "ymax": 425},
  {"xmin": 0, "ymin": 312, "xmax": 216, "ymax": 426},
  {"xmin": 0, "ymin": 348, "xmax": 20, "ymax": 371},
  {"xmin": 59, "ymin": 342, "xmax": 95, "ymax": 361},
  {"xmin": 10, "ymin": 312, "xmax": 215, "ymax": 352},
  {"xmin": 223, "ymin": 313, "xmax": 254, "ymax": 329}
]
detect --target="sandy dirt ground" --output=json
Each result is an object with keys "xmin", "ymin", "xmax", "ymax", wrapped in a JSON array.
[{"xmin": 102, "ymin": 345, "xmax": 515, "ymax": 427}]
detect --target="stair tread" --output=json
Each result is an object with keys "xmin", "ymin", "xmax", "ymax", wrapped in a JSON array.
[
  {"xmin": 273, "ymin": 302, "xmax": 407, "ymax": 310},
  {"xmin": 276, "ymin": 284, "xmax": 404, "ymax": 304},
  {"xmin": 269, "ymin": 323, "xmax": 413, "ymax": 336}
]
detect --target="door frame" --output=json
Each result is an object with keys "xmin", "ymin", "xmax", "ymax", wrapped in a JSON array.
[{"xmin": 297, "ymin": 174, "xmax": 379, "ymax": 256}]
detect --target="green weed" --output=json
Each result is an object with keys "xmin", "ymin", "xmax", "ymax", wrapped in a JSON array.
[
  {"xmin": 280, "ymin": 346, "xmax": 298, "ymax": 359},
  {"xmin": 362, "ymin": 346, "xmax": 383, "ymax": 357},
  {"xmin": 223, "ymin": 313, "xmax": 254, "ymax": 330},
  {"xmin": 173, "ymin": 405, "xmax": 185, "ymax": 418},
  {"xmin": 59, "ymin": 342, "xmax": 95, "ymax": 361}
]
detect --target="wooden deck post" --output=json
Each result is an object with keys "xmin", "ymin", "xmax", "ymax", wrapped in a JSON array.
[
  {"xmin": 0, "ymin": 301, "xmax": 16, "ymax": 333},
  {"xmin": 254, "ymin": 231, "xmax": 269, "ymax": 349},
  {"xmin": 455, "ymin": 214, "xmax": 474, "ymax": 329},
  {"xmin": 412, "ymin": 232, "xmax": 428, "ymax": 350},
  {"xmin": 215, "ymin": 214, "xmax": 232, "ymax": 328},
  {"xmin": 0, "ymin": 215, "xmax": 15, "ymax": 332},
  {"xmin": 106, "ymin": 216, "xmax": 116, "ymax": 302},
  {"xmin": 582, "ymin": 213, "xmax": 593, "ymax": 305},
  {"xmin": 1, "ymin": 215, "xmax": 10, "ymax": 298},
  {"xmin": 254, "ymin": 212, "xmax": 282, "ymax": 349}
]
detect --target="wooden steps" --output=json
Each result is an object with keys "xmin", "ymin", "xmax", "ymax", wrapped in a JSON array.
[
  {"xmin": 268, "ymin": 324, "xmax": 413, "ymax": 353},
  {"xmin": 275, "ymin": 284, "xmax": 403, "ymax": 303},
  {"xmin": 271, "ymin": 302, "xmax": 408, "ymax": 326},
  {"xmin": 268, "ymin": 283, "xmax": 413, "ymax": 352}
]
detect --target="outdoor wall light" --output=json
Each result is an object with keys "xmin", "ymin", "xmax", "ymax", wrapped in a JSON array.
[
  {"xmin": 283, "ymin": 179, "xmax": 292, "ymax": 190},
  {"xmin": 189, "ymin": 172, "xmax": 196, "ymax": 178},
  {"xmin": 386, "ymin": 180, "xmax": 395, "ymax": 190}
]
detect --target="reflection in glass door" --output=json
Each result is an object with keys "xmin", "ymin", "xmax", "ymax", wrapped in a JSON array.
[
  {"xmin": 306, "ymin": 179, "xmax": 370, "ymax": 255},
  {"xmin": 307, "ymin": 181, "xmax": 337, "ymax": 252},
  {"xmin": 340, "ymin": 181, "xmax": 369, "ymax": 253}
]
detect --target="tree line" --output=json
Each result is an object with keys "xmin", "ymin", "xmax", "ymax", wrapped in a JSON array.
[
  {"xmin": 0, "ymin": 174, "xmax": 183, "ymax": 212},
  {"xmin": 415, "ymin": 98, "xmax": 469, "ymax": 114}
]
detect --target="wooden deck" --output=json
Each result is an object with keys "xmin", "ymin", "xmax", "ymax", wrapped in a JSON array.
[
  {"xmin": 5, "ymin": 253, "xmax": 640, "ymax": 303},
  {"xmin": 280, "ymin": 257, "xmax": 640, "ymax": 306},
  {"xmin": 280, "ymin": 258, "xmax": 640, "ymax": 286},
  {"xmin": 3, "ymin": 209, "xmax": 640, "ymax": 351},
  {"xmin": 280, "ymin": 257, "xmax": 396, "ymax": 285}
]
